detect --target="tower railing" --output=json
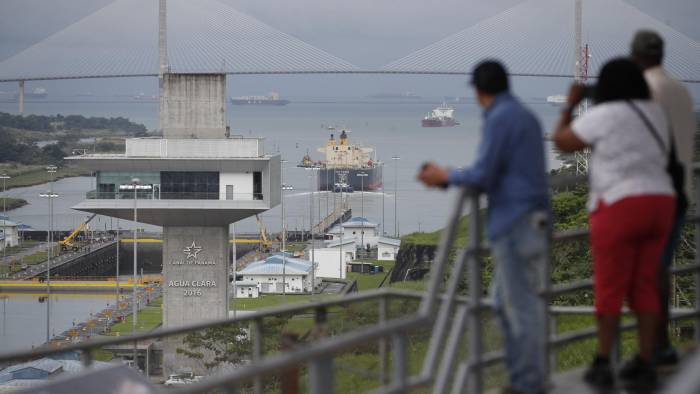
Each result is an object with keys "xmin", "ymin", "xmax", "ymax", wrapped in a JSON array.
[{"xmin": 1, "ymin": 167, "xmax": 700, "ymax": 393}]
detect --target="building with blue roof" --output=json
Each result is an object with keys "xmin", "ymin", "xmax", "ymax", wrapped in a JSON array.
[{"xmin": 237, "ymin": 253, "xmax": 316, "ymax": 294}]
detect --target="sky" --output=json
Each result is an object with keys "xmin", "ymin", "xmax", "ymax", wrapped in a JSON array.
[{"xmin": 0, "ymin": 0, "xmax": 699, "ymax": 100}]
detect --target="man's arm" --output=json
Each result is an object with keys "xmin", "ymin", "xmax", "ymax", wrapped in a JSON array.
[{"xmin": 447, "ymin": 117, "xmax": 508, "ymax": 190}]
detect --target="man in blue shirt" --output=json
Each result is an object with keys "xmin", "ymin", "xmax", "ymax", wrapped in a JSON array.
[{"xmin": 419, "ymin": 60, "xmax": 549, "ymax": 394}]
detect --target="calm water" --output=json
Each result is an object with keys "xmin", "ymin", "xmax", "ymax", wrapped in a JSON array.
[
  {"xmin": 0, "ymin": 100, "xmax": 564, "ymax": 235},
  {"xmin": 0, "ymin": 293, "xmax": 114, "ymax": 352}
]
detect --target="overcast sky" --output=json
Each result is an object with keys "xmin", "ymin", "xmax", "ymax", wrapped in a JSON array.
[{"xmin": 0, "ymin": 0, "xmax": 698, "ymax": 99}]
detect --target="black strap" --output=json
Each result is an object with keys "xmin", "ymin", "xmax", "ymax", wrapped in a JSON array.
[{"xmin": 627, "ymin": 100, "xmax": 667, "ymax": 154}]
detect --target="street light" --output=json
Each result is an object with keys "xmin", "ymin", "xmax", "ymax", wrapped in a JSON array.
[
  {"xmin": 40, "ymin": 164, "xmax": 58, "ymax": 343},
  {"xmin": 391, "ymin": 156, "xmax": 401, "ymax": 238},
  {"xmin": 306, "ymin": 167, "xmax": 320, "ymax": 298},
  {"xmin": 0, "ymin": 174, "xmax": 10, "ymax": 260},
  {"xmin": 357, "ymin": 172, "xmax": 368, "ymax": 248},
  {"xmin": 280, "ymin": 159, "xmax": 288, "ymax": 296},
  {"xmin": 119, "ymin": 179, "xmax": 152, "ymax": 336}
]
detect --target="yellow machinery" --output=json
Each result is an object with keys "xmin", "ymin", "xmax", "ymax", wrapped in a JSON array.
[
  {"xmin": 59, "ymin": 213, "xmax": 97, "ymax": 252},
  {"xmin": 254, "ymin": 214, "xmax": 272, "ymax": 252}
]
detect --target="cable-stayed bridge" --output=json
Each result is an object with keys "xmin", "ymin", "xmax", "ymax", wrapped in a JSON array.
[{"xmin": 0, "ymin": 0, "xmax": 699, "ymax": 82}]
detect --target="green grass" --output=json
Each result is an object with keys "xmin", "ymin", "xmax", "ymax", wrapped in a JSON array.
[
  {"xmin": 0, "ymin": 245, "xmax": 59, "ymax": 276},
  {"xmin": 0, "ymin": 165, "xmax": 88, "ymax": 190},
  {"xmin": 347, "ymin": 260, "xmax": 395, "ymax": 291},
  {"xmin": 1, "ymin": 197, "xmax": 28, "ymax": 210},
  {"xmin": 401, "ymin": 215, "xmax": 474, "ymax": 248},
  {"xmin": 2, "ymin": 240, "xmax": 41, "ymax": 254},
  {"xmin": 231, "ymin": 293, "xmax": 334, "ymax": 311},
  {"xmin": 20, "ymin": 245, "xmax": 60, "ymax": 265},
  {"xmin": 109, "ymin": 298, "xmax": 163, "ymax": 335}
]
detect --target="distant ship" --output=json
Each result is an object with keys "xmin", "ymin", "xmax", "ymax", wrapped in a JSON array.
[
  {"xmin": 546, "ymin": 94, "xmax": 567, "ymax": 105},
  {"xmin": 422, "ymin": 104, "xmax": 459, "ymax": 127},
  {"xmin": 132, "ymin": 92, "xmax": 158, "ymax": 102},
  {"xmin": 231, "ymin": 91, "xmax": 289, "ymax": 106},
  {"xmin": 299, "ymin": 130, "xmax": 383, "ymax": 192},
  {"xmin": 14, "ymin": 88, "xmax": 47, "ymax": 99},
  {"xmin": 368, "ymin": 92, "xmax": 421, "ymax": 99}
]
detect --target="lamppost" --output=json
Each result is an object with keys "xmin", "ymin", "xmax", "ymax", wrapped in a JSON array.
[
  {"xmin": 119, "ymin": 178, "xmax": 151, "ymax": 337},
  {"xmin": 40, "ymin": 164, "xmax": 58, "ymax": 343},
  {"xmin": 391, "ymin": 156, "xmax": 401, "ymax": 238},
  {"xmin": 306, "ymin": 167, "xmax": 319, "ymax": 298},
  {"xmin": 115, "ymin": 218, "xmax": 120, "ymax": 311},
  {"xmin": 280, "ymin": 159, "xmax": 287, "ymax": 296},
  {"xmin": 357, "ymin": 172, "xmax": 368, "ymax": 249},
  {"xmin": 0, "ymin": 174, "xmax": 10, "ymax": 260}
]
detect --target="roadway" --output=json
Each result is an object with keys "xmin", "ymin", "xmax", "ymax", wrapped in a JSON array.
[{"xmin": 9, "ymin": 240, "xmax": 117, "ymax": 280}]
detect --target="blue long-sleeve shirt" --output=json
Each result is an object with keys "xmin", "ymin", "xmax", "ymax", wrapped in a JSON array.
[{"xmin": 447, "ymin": 92, "xmax": 549, "ymax": 241}]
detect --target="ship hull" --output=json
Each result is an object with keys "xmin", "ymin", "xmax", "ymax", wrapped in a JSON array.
[
  {"xmin": 318, "ymin": 166, "xmax": 383, "ymax": 192},
  {"xmin": 422, "ymin": 118, "xmax": 459, "ymax": 127},
  {"xmin": 231, "ymin": 99, "xmax": 290, "ymax": 106}
]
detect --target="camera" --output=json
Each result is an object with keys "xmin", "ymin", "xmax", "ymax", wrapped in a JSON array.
[{"xmin": 581, "ymin": 84, "xmax": 596, "ymax": 99}]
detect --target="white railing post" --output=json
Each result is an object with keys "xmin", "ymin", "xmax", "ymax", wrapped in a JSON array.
[
  {"xmin": 252, "ymin": 319, "xmax": 263, "ymax": 394},
  {"xmin": 310, "ymin": 307, "xmax": 333, "ymax": 394},
  {"xmin": 379, "ymin": 295, "xmax": 389, "ymax": 385},
  {"xmin": 467, "ymin": 194, "xmax": 482, "ymax": 394},
  {"xmin": 392, "ymin": 331, "xmax": 408, "ymax": 390}
]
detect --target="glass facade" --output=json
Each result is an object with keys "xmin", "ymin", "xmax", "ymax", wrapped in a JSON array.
[
  {"xmin": 161, "ymin": 172, "xmax": 219, "ymax": 200},
  {"xmin": 92, "ymin": 171, "xmax": 262, "ymax": 200},
  {"xmin": 95, "ymin": 171, "xmax": 160, "ymax": 199}
]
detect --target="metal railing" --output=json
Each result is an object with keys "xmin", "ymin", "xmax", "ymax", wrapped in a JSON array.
[
  {"xmin": 86, "ymin": 190, "xmax": 264, "ymax": 201},
  {"xmin": 1, "ymin": 169, "xmax": 700, "ymax": 393}
]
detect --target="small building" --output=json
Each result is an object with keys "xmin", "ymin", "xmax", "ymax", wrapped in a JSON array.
[
  {"xmin": 377, "ymin": 237, "xmax": 401, "ymax": 261},
  {"xmin": 0, "ymin": 358, "xmax": 63, "ymax": 382},
  {"xmin": 327, "ymin": 217, "xmax": 378, "ymax": 246},
  {"xmin": 238, "ymin": 253, "xmax": 316, "ymax": 294},
  {"xmin": 0, "ymin": 216, "xmax": 19, "ymax": 251},
  {"xmin": 234, "ymin": 280, "xmax": 260, "ymax": 298},
  {"xmin": 308, "ymin": 248, "xmax": 349, "ymax": 279}
]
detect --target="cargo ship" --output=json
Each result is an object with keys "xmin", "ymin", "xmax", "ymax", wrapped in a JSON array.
[
  {"xmin": 231, "ymin": 91, "xmax": 289, "ymax": 106},
  {"xmin": 299, "ymin": 130, "xmax": 383, "ymax": 192},
  {"xmin": 421, "ymin": 104, "xmax": 459, "ymax": 127}
]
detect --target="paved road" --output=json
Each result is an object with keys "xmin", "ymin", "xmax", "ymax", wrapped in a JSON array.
[{"xmin": 4, "ymin": 240, "xmax": 116, "ymax": 279}]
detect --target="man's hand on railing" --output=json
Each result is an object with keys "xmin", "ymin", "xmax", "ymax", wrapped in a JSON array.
[{"xmin": 418, "ymin": 162, "xmax": 449, "ymax": 189}]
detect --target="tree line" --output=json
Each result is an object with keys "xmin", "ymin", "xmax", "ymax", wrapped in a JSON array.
[{"xmin": 0, "ymin": 112, "xmax": 147, "ymax": 134}]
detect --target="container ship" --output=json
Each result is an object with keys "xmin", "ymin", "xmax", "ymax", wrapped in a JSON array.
[
  {"xmin": 299, "ymin": 130, "xmax": 383, "ymax": 192},
  {"xmin": 422, "ymin": 104, "xmax": 459, "ymax": 127},
  {"xmin": 231, "ymin": 91, "xmax": 289, "ymax": 106}
]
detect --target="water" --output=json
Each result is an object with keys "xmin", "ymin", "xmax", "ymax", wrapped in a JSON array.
[
  {"xmin": 0, "ymin": 293, "xmax": 115, "ymax": 352},
  {"xmin": 0, "ymin": 100, "xmax": 564, "ymax": 235}
]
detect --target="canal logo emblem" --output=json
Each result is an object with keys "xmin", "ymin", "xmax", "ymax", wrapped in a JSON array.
[{"xmin": 183, "ymin": 241, "xmax": 203, "ymax": 259}]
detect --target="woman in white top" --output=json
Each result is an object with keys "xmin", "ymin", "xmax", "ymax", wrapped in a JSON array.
[{"xmin": 553, "ymin": 58, "xmax": 675, "ymax": 390}]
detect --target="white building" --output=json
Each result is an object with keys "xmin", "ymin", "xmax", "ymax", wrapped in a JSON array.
[
  {"xmin": 307, "ymin": 242, "xmax": 354, "ymax": 280},
  {"xmin": 325, "ymin": 217, "xmax": 402, "ymax": 261},
  {"xmin": 327, "ymin": 217, "xmax": 378, "ymax": 246},
  {"xmin": 234, "ymin": 280, "xmax": 260, "ymax": 298},
  {"xmin": 237, "ymin": 253, "xmax": 316, "ymax": 294},
  {"xmin": 377, "ymin": 238, "xmax": 401, "ymax": 261},
  {"xmin": 0, "ymin": 216, "xmax": 19, "ymax": 251}
]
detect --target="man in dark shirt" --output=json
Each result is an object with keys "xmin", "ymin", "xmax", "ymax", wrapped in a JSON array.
[{"xmin": 419, "ymin": 61, "xmax": 549, "ymax": 394}]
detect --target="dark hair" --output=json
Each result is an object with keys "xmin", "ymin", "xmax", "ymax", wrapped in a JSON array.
[
  {"xmin": 631, "ymin": 30, "xmax": 664, "ymax": 68},
  {"xmin": 470, "ymin": 60, "xmax": 509, "ymax": 95},
  {"xmin": 594, "ymin": 58, "xmax": 651, "ymax": 104}
]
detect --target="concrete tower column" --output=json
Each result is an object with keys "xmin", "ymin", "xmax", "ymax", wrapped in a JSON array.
[{"xmin": 18, "ymin": 81, "xmax": 24, "ymax": 114}]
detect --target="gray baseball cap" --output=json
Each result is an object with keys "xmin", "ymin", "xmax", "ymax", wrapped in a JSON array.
[{"xmin": 631, "ymin": 30, "xmax": 664, "ymax": 58}]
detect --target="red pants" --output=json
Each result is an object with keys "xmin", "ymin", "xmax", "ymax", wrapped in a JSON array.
[{"xmin": 590, "ymin": 195, "xmax": 675, "ymax": 315}]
